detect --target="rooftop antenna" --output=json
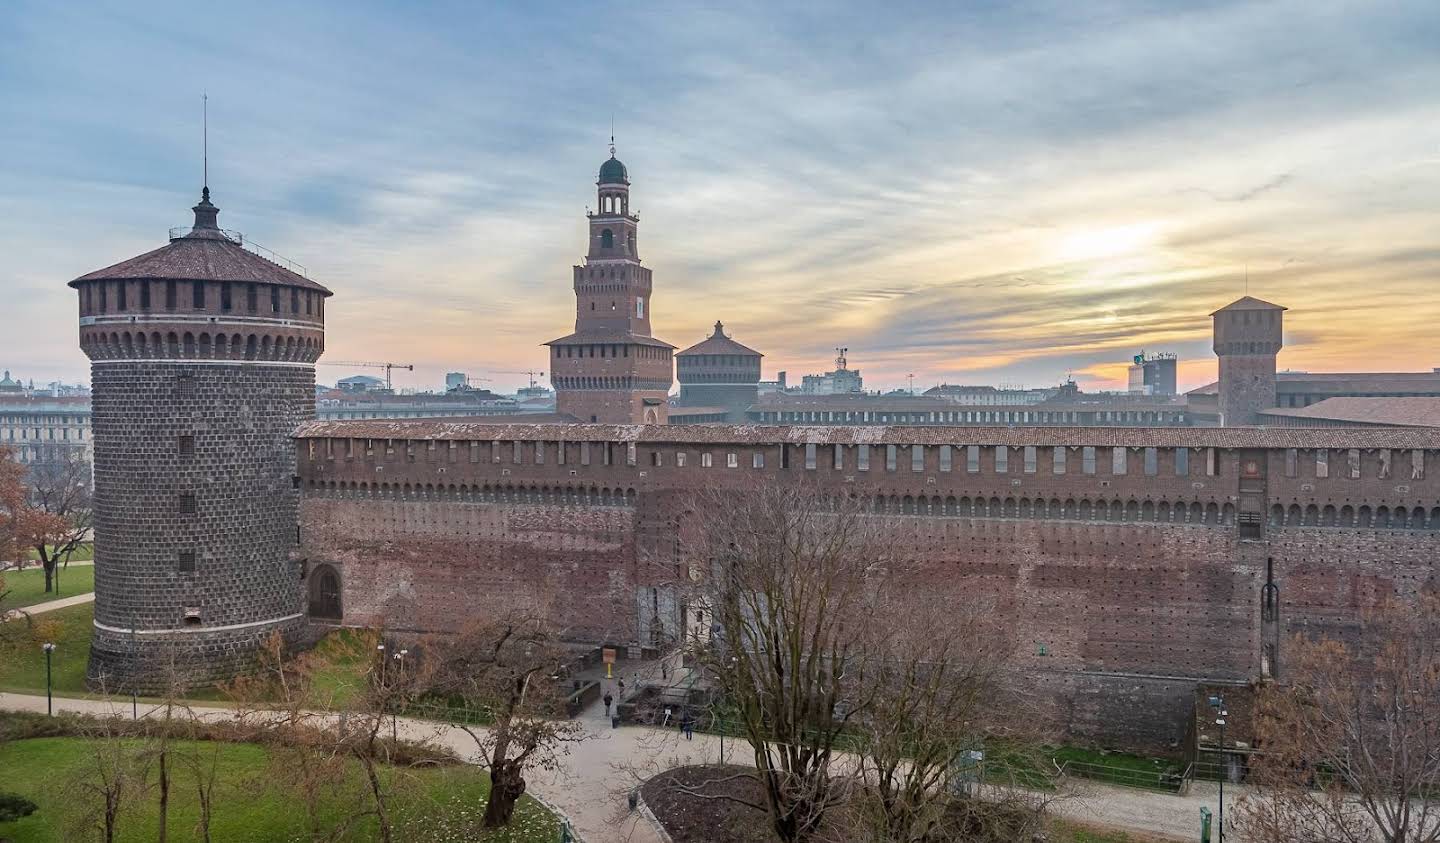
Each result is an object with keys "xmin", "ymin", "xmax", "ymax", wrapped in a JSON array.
[
  {"xmin": 609, "ymin": 113, "xmax": 616, "ymax": 157},
  {"xmin": 202, "ymin": 92, "xmax": 208, "ymax": 198}
]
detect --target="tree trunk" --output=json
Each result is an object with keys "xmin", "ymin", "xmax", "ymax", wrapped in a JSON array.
[
  {"xmin": 360, "ymin": 754, "xmax": 393, "ymax": 843},
  {"xmin": 482, "ymin": 759, "xmax": 528, "ymax": 828},
  {"xmin": 158, "ymin": 749, "xmax": 169, "ymax": 843},
  {"xmin": 197, "ymin": 783, "xmax": 212, "ymax": 843},
  {"xmin": 42, "ymin": 557, "xmax": 53, "ymax": 593},
  {"xmin": 104, "ymin": 793, "xmax": 118, "ymax": 843}
]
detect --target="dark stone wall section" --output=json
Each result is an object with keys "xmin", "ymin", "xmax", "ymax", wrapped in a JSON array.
[{"xmin": 87, "ymin": 361, "xmax": 313, "ymax": 692}]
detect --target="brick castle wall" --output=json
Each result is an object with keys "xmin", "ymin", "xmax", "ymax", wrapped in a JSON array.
[{"xmin": 295, "ymin": 425, "xmax": 1440, "ymax": 750}]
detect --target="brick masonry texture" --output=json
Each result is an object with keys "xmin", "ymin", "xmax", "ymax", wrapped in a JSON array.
[
  {"xmin": 296, "ymin": 425, "xmax": 1440, "ymax": 750},
  {"xmin": 87, "ymin": 360, "xmax": 313, "ymax": 692}
]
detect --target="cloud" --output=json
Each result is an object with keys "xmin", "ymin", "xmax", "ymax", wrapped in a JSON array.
[{"xmin": 1, "ymin": 0, "xmax": 1439, "ymax": 394}]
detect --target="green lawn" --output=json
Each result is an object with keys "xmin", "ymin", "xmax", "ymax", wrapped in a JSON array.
[
  {"xmin": 0, "ymin": 603, "xmax": 93, "ymax": 694},
  {"xmin": 2, "ymin": 565, "xmax": 95, "ymax": 609},
  {"xmin": 0, "ymin": 736, "xmax": 560, "ymax": 842}
]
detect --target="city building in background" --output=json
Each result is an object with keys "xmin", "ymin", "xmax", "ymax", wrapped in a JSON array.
[
  {"xmin": 924, "ymin": 383, "xmax": 1060, "ymax": 405},
  {"xmin": 799, "ymin": 348, "xmax": 863, "ymax": 395},
  {"xmin": 337, "ymin": 374, "xmax": 386, "ymax": 393},
  {"xmin": 1127, "ymin": 351, "xmax": 1178, "ymax": 396},
  {"xmin": 745, "ymin": 391, "xmax": 1187, "ymax": 426},
  {"xmin": 0, "ymin": 393, "xmax": 92, "ymax": 468},
  {"xmin": 315, "ymin": 386, "xmax": 528, "ymax": 420}
]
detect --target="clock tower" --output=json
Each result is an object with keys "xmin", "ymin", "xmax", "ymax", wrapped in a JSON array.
[{"xmin": 547, "ymin": 144, "xmax": 674, "ymax": 423}]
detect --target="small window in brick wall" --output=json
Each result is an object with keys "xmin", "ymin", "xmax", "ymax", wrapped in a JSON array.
[
  {"xmin": 178, "ymin": 551, "xmax": 195, "ymax": 573},
  {"xmin": 179, "ymin": 493, "xmax": 197, "ymax": 515},
  {"xmin": 178, "ymin": 435, "xmax": 195, "ymax": 456},
  {"xmin": 176, "ymin": 374, "xmax": 195, "ymax": 396}
]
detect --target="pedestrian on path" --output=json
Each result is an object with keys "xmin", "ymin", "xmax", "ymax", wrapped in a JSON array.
[
  {"xmin": 681, "ymin": 712, "xmax": 694, "ymax": 740},
  {"xmin": 603, "ymin": 691, "xmax": 613, "ymax": 717}
]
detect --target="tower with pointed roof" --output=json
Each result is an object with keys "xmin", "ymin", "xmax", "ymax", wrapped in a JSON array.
[
  {"xmin": 1212, "ymin": 296, "xmax": 1285, "ymax": 425},
  {"xmin": 546, "ymin": 144, "xmax": 674, "ymax": 423},
  {"xmin": 71, "ymin": 180, "xmax": 332, "ymax": 692},
  {"xmin": 676, "ymin": 321, "xmax": 763, "ymax": 422}
]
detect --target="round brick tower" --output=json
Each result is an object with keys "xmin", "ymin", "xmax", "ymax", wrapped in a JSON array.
[
  {"xmin": 1212, "ymin": 296, "xmax": 1285, "ymax": 426},
  {"xmin": 70, "ymin": 186, "xmax": 331, "ymax": 692},
  {"xmin": 676, "ymin": 321, "xmax": 763, "ymax": 422}
]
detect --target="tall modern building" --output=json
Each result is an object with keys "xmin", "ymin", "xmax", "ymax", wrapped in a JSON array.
[
  {"xmin": 546, "ymin": 145, "xmax": 674, "ymax": 423},
  {"xmin": 71, "ymin": 184, "xmax": 331, "ymax": 691}
]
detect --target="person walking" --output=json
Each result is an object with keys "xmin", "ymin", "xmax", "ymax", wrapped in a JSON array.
[
  {"xmin": 603, "ymin": 691, "xmax": 614, "ymax": 717},
  {"xmin": 681, "ymin": 712, "xmax": 694, "ymax": 741},
  {"xmin": 618, "ymin": 677, "xmax": 625, "ymax": 697}
]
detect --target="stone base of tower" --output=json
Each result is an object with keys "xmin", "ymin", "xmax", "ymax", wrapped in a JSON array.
[
  {"xmin": 86, "ymin": 615, "xmax": 306, "ymax": 695},
  {"xmin": 557, "ymin": 389, "xmax": 670, "ymax": 424}
]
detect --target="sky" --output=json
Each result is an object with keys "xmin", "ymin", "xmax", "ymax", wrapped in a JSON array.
[{"xmin": 1, "ymin": 0, "xmax": 1438, "ymax": 395}]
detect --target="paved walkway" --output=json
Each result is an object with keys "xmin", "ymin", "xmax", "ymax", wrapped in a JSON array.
[
  {"xmin": 0, "ymin": 687, "xmax": 1231, "ymax": 842},
  {"xmin": 2, "ymin": 591, "xmax": 94, "ymax": 622}
]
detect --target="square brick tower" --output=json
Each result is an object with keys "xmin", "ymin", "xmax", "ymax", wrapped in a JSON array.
[
  {"xmin": 71, "ymin": 185, "xmax": 331, "ymax": 692},
  {"xmin": 547, "ymin": 144, "xmax": 674, "ymax": 423},
  {"xmin": 1212, "ymin": 296, "xmax": 1285, "ymax": 426}
]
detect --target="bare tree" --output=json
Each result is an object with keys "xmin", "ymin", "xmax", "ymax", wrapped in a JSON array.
[
  {"xmin": 225, "ymin": 630, "xmax": 351, "ymax": 842},
  {"xmin": 1238, "ymin": 597, "xmax": 1440, "ymax": 843},
  {"xmin": 838, "ymin": 593, "xmax": 1053, "ymax": 843},
  {"xmin": 422, "ymin": 611, "xmax": 586, "ymax": 828},
  {"xmin": 24, "ymin": 447, "xmax": 92, "ymax": 594},
  {"xmin": 64, "ymin": 711, "xmax": 140, "ymax": 843},
  {"xmin": 685, "ymin": 479, "xmax": 890, "ymax": 843}
]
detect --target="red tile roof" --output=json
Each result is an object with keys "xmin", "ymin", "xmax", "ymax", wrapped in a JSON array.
[
  {"xmin": 1209, "ymin": 296, "xmax": 1286, "ymax": 316},
  {"xmin": 1258, "ymin": 397, "xmax": 1440, "ymax": 428},
  {"xmin": 294, "ymin": 420, "xmax": 1440, "ymax": 449},
  {"xmin": 70, "ymin": 230, "xmax": 331, "ymax": 294},
  {"xmin": 544, "ymin": 330, "xmax": 676, "ymax": 349},
  {"xmin": 677, "ymin": 322, "xmax": 763, "ymax": 357}
]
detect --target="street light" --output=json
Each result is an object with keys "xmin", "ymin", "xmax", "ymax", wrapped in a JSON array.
[
  {"xmin": 42, "ymin": 643, "xmax": 56, "ymax": 715},
  {"xmin": 391, "ymin": 649, "xmax": 407, "ymax": 743},
  {"xmin": 1209, "ymin": 693, "xmax": 1228, "ymax": 843}
]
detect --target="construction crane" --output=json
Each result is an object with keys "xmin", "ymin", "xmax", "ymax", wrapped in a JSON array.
[
  {"xmin": 319, "ymin": 361, "xmax": 415, "ymax": 391},
  {"xmin": 493, "ymin": 370, "xmax": 547, "ymax": 389}
]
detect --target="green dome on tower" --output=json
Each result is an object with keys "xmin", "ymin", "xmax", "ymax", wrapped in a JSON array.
[{"xmin": 598, "ymin": 154, "xmax": 628, "ymax": 185}]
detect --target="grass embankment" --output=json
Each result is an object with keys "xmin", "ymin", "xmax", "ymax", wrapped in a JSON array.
[
  {"xmin": 21, "ymin": 542, "xmax": 94, "ymax": 563},
  {"xmin": 0, "ymin": 736, "xmax": 559, "ymax": 842},
  {"xmin": 2, "ymin": 566, "xmax": 95, "ymax": 609},
  {"xmin": 0, "ymin": 603, "xmax": 93, "ymax": 694}
]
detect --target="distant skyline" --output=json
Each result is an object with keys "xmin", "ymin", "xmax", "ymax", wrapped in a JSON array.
[{"xmin": 3, "ymin": 1, "xmax": 1439, "ymax": 395}]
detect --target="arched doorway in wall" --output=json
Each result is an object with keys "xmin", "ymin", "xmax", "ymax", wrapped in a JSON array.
[
  {"xmin": 308, "ymin": 563, "xmax": 343, "ymax": 621},
  {"xmin": 644, "ymin": 407, "xmax": 659, "ymax": 424}
]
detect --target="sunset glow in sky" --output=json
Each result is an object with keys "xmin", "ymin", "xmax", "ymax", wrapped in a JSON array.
[{"xmin": 2, "ymin": 1, "xmax": 1438, "ymax": 394}]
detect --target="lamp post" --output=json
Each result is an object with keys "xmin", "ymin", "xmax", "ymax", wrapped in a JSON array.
[
  {"xmin": 391, "ymin": 649, "xmax": 407, "ymax": 743},
  {"xmin": 1209, "ymin": 694, "xmax": 1228, "ymax": 842},
  {"xmin": 130, "ymin": 619, "xmax": 138, "ymax": 719},
  {"xmin": 42, "ymin": 643, "xmax": 56, "ymax": 715}
]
